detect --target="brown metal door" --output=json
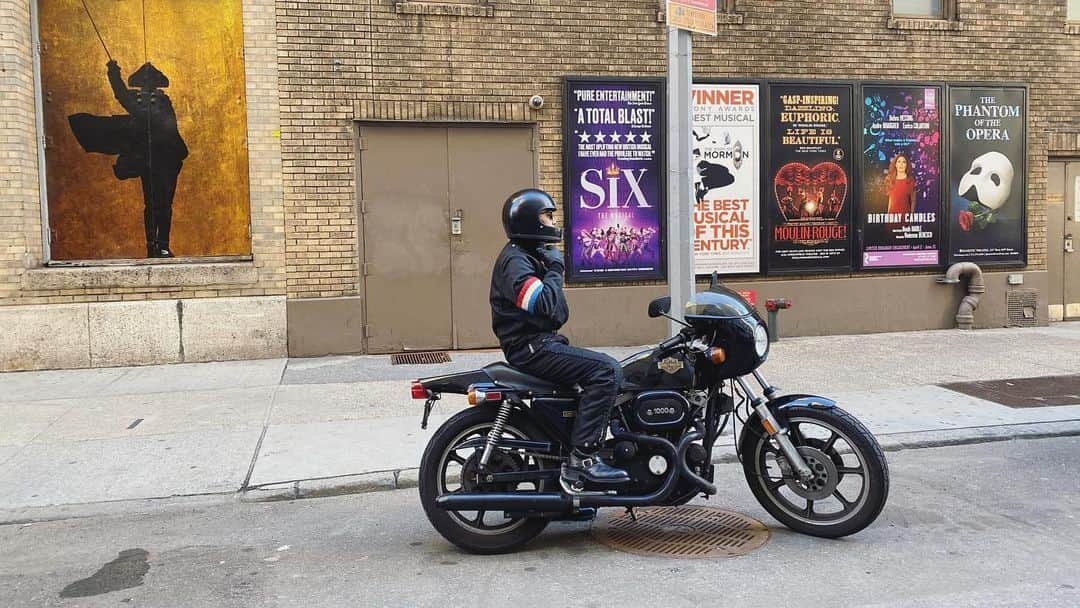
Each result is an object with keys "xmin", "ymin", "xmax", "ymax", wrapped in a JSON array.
[
  {"xmin": 1049, "ymin": 162, "xmax": 1066, "ymax": 321},
  {"xmin": 448, "ymin": 127, "xmax": 536, "ymax": 348},
  {"xmin": 1065, "ymin": 162, "xmax": 1080, "ymax": 320},
  {"xmin": 359, "ymin": 126, "xmax": 452, "ymax": 352}
]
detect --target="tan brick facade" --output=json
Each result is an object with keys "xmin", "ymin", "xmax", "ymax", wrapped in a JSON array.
[
  {"xmin": 0, "ymin": 0, "xmax": 287, "ymax": 369},
  {"xmin": 0, "ymin": 0, "xmax": 286, "ymax": 306},
  {"xmin": 274, "ymin": 0, "xmax": 1080, "ymax": 299},
  {"xmin": 3, "ymin": 0, "xmax": 1080, "ymax": 367}
]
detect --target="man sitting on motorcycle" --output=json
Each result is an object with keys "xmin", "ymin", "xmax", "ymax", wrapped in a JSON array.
[{"xmin": 490, "ymin": 189, "xmax": 630, "ymax": 486}]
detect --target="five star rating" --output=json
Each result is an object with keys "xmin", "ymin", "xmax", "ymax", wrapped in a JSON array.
[{"xmin": 576, "ymin": 131, "xmax": 653, "ymax": 144}]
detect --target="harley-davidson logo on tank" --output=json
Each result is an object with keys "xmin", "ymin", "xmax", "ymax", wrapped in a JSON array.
[
  {"xmin": 946, "ymin": 86, "xmax": 1027, "ymax": 266},
  {"xmin": 563, "ymin": 77, "xmax": 666, "ymax": 283},
  {"xmin": 765, "ymin": 83, "xmax": 855, "ymax": 273}
]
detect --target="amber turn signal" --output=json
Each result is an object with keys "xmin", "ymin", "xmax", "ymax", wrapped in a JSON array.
[
  {"xmin": 467, "ymin": 388, "xmax": 478, "ymax": 406},
  {"xmin": 707, "ymin": 347, "xmax": 727, "ymax": 365}
]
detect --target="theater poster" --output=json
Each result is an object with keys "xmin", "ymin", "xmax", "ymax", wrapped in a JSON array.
[
  {"xmin": 564, "ymin": 78, "xmax": 665, "ymax": 282},
  {"xmin": 947, "ymin": 86, "xmax": 1027, "ymax": 265},
  {"xmin": 766, "ymin": 83, "xmax": 854, "ymax": 273},
  {"xmin": 692, "ymin": 83, "xmax": 760, "ymax": 275},
  {"xmin": 38, "ymin": 0, "xmax": 251, "ymax": 260},
  {"xmin": 859, "ymin": 85, "xmax": 943, "ymax": 269}
]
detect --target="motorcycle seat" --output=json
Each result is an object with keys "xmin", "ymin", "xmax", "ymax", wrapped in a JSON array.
[{"xmin": 483, "ymin": 362, "xmax": 578, "ymax": 395}]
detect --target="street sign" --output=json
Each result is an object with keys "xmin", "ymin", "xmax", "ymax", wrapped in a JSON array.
[{"xmin": 666, "ymin": 0, "xmax": 717, "ymax": 36}]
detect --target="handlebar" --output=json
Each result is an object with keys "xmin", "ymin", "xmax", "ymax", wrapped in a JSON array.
[{"xmin": 657, "ymin": 331, "xmax": 688, "ymax": 351}]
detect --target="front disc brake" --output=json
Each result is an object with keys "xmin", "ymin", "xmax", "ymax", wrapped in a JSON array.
[{"xmin": 779, "ymin": 446, "xmax": 839, "ymax": 501}]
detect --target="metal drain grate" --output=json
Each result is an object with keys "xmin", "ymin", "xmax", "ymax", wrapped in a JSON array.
[
  {"xmin": 942, "ymin": 373, "xmax": 1080, "ymax": 408},
  {"xmin": 390, "ymin": 351, "xmax": 452, "ymax": 365},
  {"xmin": 591, "ymin": 506, "xmax": 770, "ymax": 558},
  {"xmin": 1006, "ymin": 289, "xmax": 1039, "ymax": 328}
]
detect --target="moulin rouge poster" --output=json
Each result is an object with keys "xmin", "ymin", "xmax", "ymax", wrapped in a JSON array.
[
  {"xmin": 692, "ymin": 84, "xmax": 760, "ymax": 275},
  {"xmin": 859, "ymin": 85, "xmax": 943, "ymax": 269},
  {"xmin": 947, "ymin": 87, "xmax": 1027, "ymax": 265},
  {"xmin": 766, "ymin": 84, "xmax": 854, "ymax": 273},
  {"xmin": 564, "ymin": 78, "xmax": 666, "ymax": 282}
]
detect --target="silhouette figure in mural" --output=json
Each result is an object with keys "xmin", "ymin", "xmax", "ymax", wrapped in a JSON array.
[
  {"xmin": 69, "ymin": 60, "xmax": 188, "ymax": 258},
  {"xmin": 692, "ymin": 148, "xmax": 735, "ymax": 204}
]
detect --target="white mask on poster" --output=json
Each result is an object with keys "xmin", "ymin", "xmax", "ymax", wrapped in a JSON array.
[{"xmin": 958, "ymin": 151, "xmax": 1015, "ymax": 211}]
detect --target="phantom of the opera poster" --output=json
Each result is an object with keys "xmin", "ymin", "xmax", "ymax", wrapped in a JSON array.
[
  {"xmin": 946, "ymin": 86, "xmax": 1027, "ymax": 266},
  {"xmin": 563, "ymin": 78, "xmax": 666, "ymax": 282},
  {"xmin": 766, "ymin": 83, "xmax": 854, "ymax": 273},
  {"xmin": 692, "ymin": 83, "xmax": 761, "ymax": 276},
  {"xmin": 859, "ymin": 85, "xmax": 943, "ymax": 269},
  {"xmin": 39, "ymin": 0, "xmax": 251, "ymax": 260}
]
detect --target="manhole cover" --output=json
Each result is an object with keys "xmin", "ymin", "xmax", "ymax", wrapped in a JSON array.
[
  {"xmin": 591, "ymin": 506, "xmax": 770, "ymax": 558},
  {"xmin": 941, "ymin": 374, "xmax": 1080, "ymax": 408},
  {"xmin": 390, "ymin": 351, "xmax": 452, "ymax": 365}
]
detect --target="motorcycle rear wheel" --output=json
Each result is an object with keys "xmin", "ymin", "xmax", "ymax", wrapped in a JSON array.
[
  {"xmin": 419, "ymin": 406, "xmax": 551, "ymax": 554},
  {"xmin": 739, "ymin": 405, "xmax": 889, "ymax": 538}
]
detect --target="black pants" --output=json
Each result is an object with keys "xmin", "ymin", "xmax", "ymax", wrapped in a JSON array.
[{"xmin": 506, "ymin": 336, "xmax": 623, "ymax": 451}]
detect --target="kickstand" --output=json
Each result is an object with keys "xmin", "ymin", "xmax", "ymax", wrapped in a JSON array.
[{"xmin": 625, "ymin": 507, "xmax": 637, "ymax": 522}]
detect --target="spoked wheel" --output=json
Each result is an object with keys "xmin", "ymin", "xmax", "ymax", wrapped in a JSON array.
[
  {"xmin": 418, "ymin": 407, "xmax": 552, "ymax": 554},
  {"xmin": 739, "ymin": 405, "xmax": 889, "ymax": 538}
]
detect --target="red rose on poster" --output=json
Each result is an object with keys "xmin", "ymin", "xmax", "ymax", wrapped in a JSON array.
[{"xmin": 958, "ymin": 210, "xmax": 974, "ymax": 232}]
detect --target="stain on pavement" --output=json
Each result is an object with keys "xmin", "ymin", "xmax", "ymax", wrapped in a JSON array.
[{"xmin": 59, "ymin": 549, "xmax": 150, "ymax": 598}]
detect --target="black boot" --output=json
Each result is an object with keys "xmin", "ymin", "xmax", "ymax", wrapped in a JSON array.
[{"xmin": 562, "ymin": 449, "xmax": 630, "ymax": 486}]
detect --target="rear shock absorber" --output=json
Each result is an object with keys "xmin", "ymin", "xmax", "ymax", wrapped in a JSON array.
[{"xmin": 479, "ymin": 400, "xmax": 513, "ymax": 468}]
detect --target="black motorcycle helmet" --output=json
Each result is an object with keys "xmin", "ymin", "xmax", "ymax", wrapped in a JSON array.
[{"xmin": 502, "ymin": 189, "xmax": 562, "ymax": 243}]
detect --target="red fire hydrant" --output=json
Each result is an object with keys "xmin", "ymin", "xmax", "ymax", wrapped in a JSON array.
[{"xmin": 764, "ymin": 298, "xmax": 792, "ymax": 343}]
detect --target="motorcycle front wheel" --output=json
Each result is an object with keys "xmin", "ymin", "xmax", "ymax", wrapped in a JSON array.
[
  {"xmin": 738, "ymin": 405, "xmax": 889, "ymax": 538},
  {"xmin": 418, "ymin": 406, "xmax": 551, "ymax": 554}
]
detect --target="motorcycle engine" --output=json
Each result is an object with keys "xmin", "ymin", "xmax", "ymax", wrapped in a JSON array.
[{"xmin": 630, "ymin": 390, "xmax": 689, "ymax": 432}]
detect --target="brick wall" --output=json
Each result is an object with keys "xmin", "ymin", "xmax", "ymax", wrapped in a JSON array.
[
  {"xmin": 277, "ymin": 0, "xmax": 1080, "ymax": 299},
  {"xmin": 4, "ymin": 1, "xmax": 1077, "ymax": 306},
  {"xmin": 0, "ymin": 1, "xmax": 41, "ymax": 300},
  {"xmin": 0, "ymin": 0, "xmax": 286, "ymax": 306}
]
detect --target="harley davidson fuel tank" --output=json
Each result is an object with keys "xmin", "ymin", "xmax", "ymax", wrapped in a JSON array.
[{"xmin": 620, "ymin": 349, "xmax": 695, "ymax": 391}]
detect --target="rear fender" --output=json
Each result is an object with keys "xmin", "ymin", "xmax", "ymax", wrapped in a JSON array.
[{"xmin": 418, "ymin": 369, "xmax": 491, "ymax": 395}]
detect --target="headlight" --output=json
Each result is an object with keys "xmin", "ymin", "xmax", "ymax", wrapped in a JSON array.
[{"xmin": 754, "ymin": 323, "xmax": 769, "ymax": 357}]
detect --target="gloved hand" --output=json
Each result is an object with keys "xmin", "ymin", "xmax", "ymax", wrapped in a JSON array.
[{"xmin": 535, "ymin": 245, "xmax": 564, "ymax": 272}]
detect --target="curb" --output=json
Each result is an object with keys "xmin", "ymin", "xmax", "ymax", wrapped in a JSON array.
[{"xmin": 238, "ymin": 419, "xmax": 1080, "ymax": 502}]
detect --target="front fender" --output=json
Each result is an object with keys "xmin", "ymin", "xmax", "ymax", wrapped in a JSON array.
[
  {"xmin": 767, "ymin": 393, "xmax": 837, "ymax": 415},
  {"xmin": 737, "ymin": 394, "xmax": 837, "ymax": 450}
]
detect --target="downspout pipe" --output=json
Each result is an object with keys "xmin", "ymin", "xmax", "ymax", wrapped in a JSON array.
[{"xmin": 937, "ymin": 263, "xmax": 985, "ymax": 330}]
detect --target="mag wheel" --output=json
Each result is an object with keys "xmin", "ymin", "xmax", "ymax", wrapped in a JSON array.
[
  {"xmin": 418, "ymin": 406, "xmax": 551, "ymax": 554},
  {"xmin": 739, "ymin": 405, "xmax": 889, "ymax": 538}
]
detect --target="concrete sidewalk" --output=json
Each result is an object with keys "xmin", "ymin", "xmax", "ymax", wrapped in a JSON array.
[{"xmin": 2, "ymin": 323, "xmax": 1079, "ymax": 515}]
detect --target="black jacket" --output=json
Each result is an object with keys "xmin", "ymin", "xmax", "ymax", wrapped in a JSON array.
[{"xmin": 490, "ymin": 241, "xmax": 570, "ymax": 352}]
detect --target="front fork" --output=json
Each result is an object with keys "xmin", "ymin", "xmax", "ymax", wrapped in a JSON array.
[{"xmin": 735, "ymin": 372, "xmax": 814, "ymax": 483}]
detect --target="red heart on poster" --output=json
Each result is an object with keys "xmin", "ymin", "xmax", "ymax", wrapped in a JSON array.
[{"xmin": 773, "ymin": 161, "xmax": 848, "ymax": 221}]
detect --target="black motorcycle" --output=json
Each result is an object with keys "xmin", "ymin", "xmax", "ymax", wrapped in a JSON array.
[{"xmin": 412, "ymin": 282, "xmax": 889, "ymax": 554}]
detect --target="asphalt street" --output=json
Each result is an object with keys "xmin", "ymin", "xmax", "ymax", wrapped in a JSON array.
[{"xmin": 1, "ymin": 437, "xmax": 1077, "ymax": 608}]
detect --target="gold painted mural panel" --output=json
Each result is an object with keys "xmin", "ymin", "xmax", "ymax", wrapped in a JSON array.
[{"xmin": 39, "ymin": 0, "xmax": 251, "ymax": 260}]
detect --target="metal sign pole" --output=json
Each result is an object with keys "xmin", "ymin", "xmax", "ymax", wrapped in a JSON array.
[{"xmin": 667, "ymin": 26, "xmax": 694, "ymax": 334}]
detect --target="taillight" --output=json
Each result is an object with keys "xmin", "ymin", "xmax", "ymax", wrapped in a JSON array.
[{"xmin": 411, "ymin": 381, "xmax": 430, "ymax": 400}]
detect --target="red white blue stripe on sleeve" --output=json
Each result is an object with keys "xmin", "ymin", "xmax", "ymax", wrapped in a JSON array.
[{"xmin": 516, "ymin": 277, "xmax": 543, "ymax": 313}]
